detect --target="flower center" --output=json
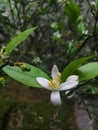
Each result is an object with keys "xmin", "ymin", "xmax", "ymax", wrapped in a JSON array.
[{"xmin": 48, "ymin": 72, "xmax": 61, "ymax": 89}]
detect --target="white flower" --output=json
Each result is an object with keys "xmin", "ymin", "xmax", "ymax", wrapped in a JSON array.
[
  {"xmin": 57, "ymin": 0, "xmax": 67, "ymax": 3},
  {"xmin": 53, "ymin": 31, "xmax": 62, "ymax": 38},
  {"xmin": 82, "ymin": 30, "xmax": 88, "ymax": 35},
  {"xmin": 36, "ymin": 65, "xmax": 79, "ymax": 106},
  {"xmin": 65, "ymin": 91, "xmax": 75, "ymax": 99},
  {"xmin": 91, "ymin": 2, "xmax": 96, "ymax": 8}
]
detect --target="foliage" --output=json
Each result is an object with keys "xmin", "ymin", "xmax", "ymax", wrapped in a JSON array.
[
  {"xmin": 75, "ymin": 62, "xmax": 98, "ymax": 81},
  {"xmin": 61, "ymin": 55, "xmax": 94, "ymax": 81},
  {"xmin": 6, "ymin": 27, "xmax": 37, "ymax": 55},
  {"xmin": 1, "ymin": 0, "xmax": 98, "ymax": 129},
  {"xmin": 64, "ymin": 0, "xmax": 80, "ymax": 24},
  {"xmin": 3, "ymin": 64, "xmax": 50, "ymax": 88}
]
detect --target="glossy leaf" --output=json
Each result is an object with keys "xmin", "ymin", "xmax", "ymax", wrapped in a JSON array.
[
  {"xmin": 75, "ymin": 62, "xmax": 98, "ymax": 81},
  {"xmin": 6, "ymin": 27, "xmax": 37, "ymax": 55},
  {"xmin": 61, "ymin": 55, "xmax": 94, "ymax": 81},
  {"xmin": 3, "ymin": 64, "xmax": 50, "ymax": 88}
]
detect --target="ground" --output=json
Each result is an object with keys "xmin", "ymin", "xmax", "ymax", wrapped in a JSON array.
[{"xmin": 0, "ymin": 79, "xmax": 79, "ymax": 130}]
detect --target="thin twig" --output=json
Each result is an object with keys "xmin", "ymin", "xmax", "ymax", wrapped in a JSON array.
[
  {"xmin": 87, "ymin": 0, "xmax": 98, "ymax": 37},
  {"xmin": 14, "ymin": 0, "xmax": 22, "ymax": 31},
  {"xmin": 77, "ymin": 90, "xmax": 92, "ymax": 119},
  {"xmin": 8, "ymin": 0, "xmax": 16, "ymax": 31},
  {"xmin": 87, "ymin": 0, "xmax": 96, "ymax": 18}
]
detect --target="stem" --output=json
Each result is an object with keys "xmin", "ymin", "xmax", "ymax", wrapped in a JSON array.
[
  {"xmin": 22, "ymin": 1, "xmax": 26, "ymax": 30},
  {"xmin": 0, "ymin": 60, "xmax": 14, "ymax": 70},
  {"xmin": 87, "ymin": 0, "xmax": 98, "ymax": 37},
  {"xmin": 77, "ymin": 90, "xmax": 92, "ymax": 119},
  {"xmin": 8, "ymin": 0, "xmax": 16, "ymax": 32},
  {"xmin": 14, "ymin": 0, "xmax": 22, "ymax": 31},
  {"xmin": 0, "ymin": 62, "xmax": 9, "ymax": 70},
  {"xmin": 87, "ymin": 0, "xmax": 96, "ymax": 18},
  {"xmin": 73, "ymin": 35, "xmax": 92, "ymax": 56},
  {"xmin": 62, "ymin": 35, "xmax": 92, "ymax": 69}
]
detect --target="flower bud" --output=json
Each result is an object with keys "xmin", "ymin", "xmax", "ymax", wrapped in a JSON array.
[{"xmin": 91, "ymin": 2, "xmax": 96, "ymax": 11}]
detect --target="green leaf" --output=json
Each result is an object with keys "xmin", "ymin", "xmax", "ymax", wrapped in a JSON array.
[
  {"xmin": 6, "ymin": 27, "xmax": 37, "ymax": 55},
  {"xmin": 75, "ymin": 62, "xmax": 98, "ymax": 81},
  {"xmin": 64, "ymin": 0, "xmax": 80, "ymax": 24},
  {"xmin": 96, "ymin": 0, "xmax": 98, "ymax": 8},
  {"xmin": 2, "ymin": 64, "xmax": 50, "ymax": 88},
  {"xmin": 77, "ymin": 22, "xmax": 85, "ymax": 34},
  {"xmin": 61, "ymin": 55, "xmax": 94, "ymax": 81},
  {"xmin": 50, "ymin": 22, "xmax": 63, "ymax": 31}
]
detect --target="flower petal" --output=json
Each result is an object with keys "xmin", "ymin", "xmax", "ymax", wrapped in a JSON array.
[
  {"xmin": 59, "ymin": 81, "xmax": 78, "ymax": 91},
  {"xmin": 66, "ymin": 75, "xmax": 79, "ymax": 82},
  {"xmin": 50, "ymin": 91, "xmax": 61, "ymax": 106},
  {"xmin": 36, "ymin": 77, "xmax": 51, "ymax": 90},
  {"xmin": 51, "ymin": 65, "xmax": 59, "ymax": 78},
  {"xmin": 65, "ymin": 91, "xmax": 74, "ymax": 98}
]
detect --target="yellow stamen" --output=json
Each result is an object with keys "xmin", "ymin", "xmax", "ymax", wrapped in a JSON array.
[{"xmin": 48, "ymin": 72, "xmax": 61, "ymax": 88}]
